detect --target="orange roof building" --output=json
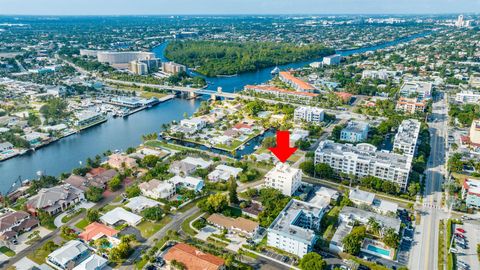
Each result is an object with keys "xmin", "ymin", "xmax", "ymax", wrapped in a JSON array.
[
  {"xmin": 164, "ymin": 243, "xmax": 225, "ymax": 270},
  {"xmin": 78, "ymin": 222, "xmax": 119, "ymax": 242},
  {"xmin": 244, "ymin": 85, "xmax": 318, "ymax": 101},
  {"xmin": 335, "ymin": 91, "xmax": 353, "ymax": 102},
  {"xmin": 279, "ymin": 71, "xmax": 316, "ymax": 92}
]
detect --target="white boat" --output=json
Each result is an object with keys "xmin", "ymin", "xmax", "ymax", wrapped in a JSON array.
[{"xmin": 271, "ymin": 66, "xmax": 280, "ymax": 75}]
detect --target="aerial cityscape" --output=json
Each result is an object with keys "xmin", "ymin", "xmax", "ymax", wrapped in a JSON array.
[{"xmin": 0, "ymin": 1, "xmax": 479, "ymax": 270}]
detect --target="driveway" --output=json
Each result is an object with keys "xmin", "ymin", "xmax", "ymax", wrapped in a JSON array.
[
  {"xmin": 226, "ymin": 234, "xmax": 246, "ymax": 252},
  {"xmin": 195, "ymin": 226, "xmax": 219, "ymax": 241},
  {"xmin": 455, "ymin": 222, "xmax": 480, "ymax": 270},
  {"xmin": 13, "ymin": 257, "xmax": 40, "ymax": 270},
  {"xmin": 54, "ymin": 201, "xmax": 96, "ymax": 227},
  {"xmin": 11, "ymin": 227, "xmax": 51, "ymax": 254}
]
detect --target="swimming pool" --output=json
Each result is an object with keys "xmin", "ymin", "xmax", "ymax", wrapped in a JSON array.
[{"xmin": 367, "ymin": 244, "xmax": 391, "ymax": 257}]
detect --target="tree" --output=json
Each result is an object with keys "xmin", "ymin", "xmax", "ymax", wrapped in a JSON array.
[
  {"xmin": 85, "ymin": 186, "xmax": 103, "ymax": 202},
  {"xmin": 198, "ymin": 193, "xmax": 228, "ymax": 213},
  {"xmin": 299, "ymin": 252, "xmax": 327, "ymax": 270},
  {"xmin": 125, "ymin": 185, "xmax": 141, "ymax": 198},
  {"xmin": 299, "ymin": 160, "xmax": 315, "ymax": 176},
  {"xmin": 382, "ymin": 227, "xmax": 400, "ymax": 249},
  {"xmin": 367, "ymin": 217, "xmax": 381, "ymax": 236},
  {"xmin": 142, "ymin": 155, "xmax": 160, "ymax": 168},
  {"xmin": 342, "ymin": 226, "xmax": 366, "ymax": 255},
  {"xmin": 141, "ymin": 206, "xmax": 163, "ymax": 221},
  {"xmin": 108, "ymin": 175, "xmax": 122, "ymax": 191},
  {"xmin": 86, "ymin": 209, "xmax": 100, "ymax": 223},
  {"xmin": 228, "ymin": 178, "xmax": 239, "ymax": 204},
  {"xmin": 315, "ymin": 163, "xmax": 335, "ymax": 179}
]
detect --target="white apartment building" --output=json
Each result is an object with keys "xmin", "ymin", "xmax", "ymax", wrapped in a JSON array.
[
  {"xmin": 267, "ymin": 199, "xmax": 328, "ymax": 258},
  {"xmin": 294, "ymin": 106, "xmax": 324, "ymax": 124},
  {"xmin": 340, "ymin": 121, "xmax": 369, "ymax": 142},
  {"xmin": 393, "ymin": 119, "xmax": 421, "ymax": 156},
  {"xmin": 315, "ymin": 140, "xmax": 412, "ymax": 190},
  {"xmin": 399, "ymin": 81, "xmax": 432, "ymax": 100},
  {"xmin": 455, "ymin": 90, "xmax": 480, "ymax": 104},
  {"xmin": 264, "ymin": 163, "xmax": 302, "ymax": 196},
  {"xmin": 323, "ymin": 54, "xmax": 342, "ymax": 65},
  {"xmin": 361, "ymin": 70, "xmax": 397, "ymax": 80}
]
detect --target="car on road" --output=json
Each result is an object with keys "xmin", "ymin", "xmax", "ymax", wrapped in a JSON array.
[{"xmin": 456, "ymin": 228, "xmax": 466, "ymax": 233}]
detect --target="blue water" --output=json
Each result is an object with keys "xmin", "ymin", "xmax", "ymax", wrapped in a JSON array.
[
  {"xmin": 0, "ymin": 31, "xmax": 431, "ymax": 193},
  {"xmin": 367, "ymin": 244, "xmax": 391, "ymax": 256}
]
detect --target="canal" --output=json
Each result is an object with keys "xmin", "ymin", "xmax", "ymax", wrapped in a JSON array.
[{"xmin": 0, "ymin": 31, "xmax": 431, "ymax": 192}]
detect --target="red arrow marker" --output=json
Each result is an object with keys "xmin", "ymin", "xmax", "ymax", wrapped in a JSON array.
[{"xmin": 268, "ymin": 130, "xmax": 298, "ymax": 163}]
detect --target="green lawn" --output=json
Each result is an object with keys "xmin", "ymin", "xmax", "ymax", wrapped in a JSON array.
[
  {"xmin": 61, "ymin": 208, "xmax": 85, "ymax": 223},
  {"xmin": 137, "ymin": 216, "xmax": 173, "ymax": 238},
  {"xmin": 27, "ymin": 249, "xmax": 50, "ymax": 264},
  {"xmin": 0, "ymin": 246, "xmax": 15, "ymax": 257},
  {"xmin": 181, "ymin": 211, "xmax": 204, "ymax": 236},
  {"xmin": 145, "ymin": 140, "xmax": 193, "ymax": 152},
  {"xmin": 75, "ymin": 218, "xmax": 90, "ymax": 230}
]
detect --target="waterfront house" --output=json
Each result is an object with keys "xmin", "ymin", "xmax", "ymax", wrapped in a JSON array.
[
  {"xmin": 139, "ymin": 179, "xmax": 176, "ymax": 200},
  {"xmin": 163, "ymin": 243, "xmax": 226, "ymax": 270},
  {"xmin": 0, "ymin": 142, "xmax": 13, "ymax": 152},
  {"xmin": 23, "ymin": 131, "xmax": 50, "ymax": 147},
  {"xmin": 0, "ymin": 210, "xmax": 39, "ymax": 244},
  {"xmin": 26, "ymin": 184, "xmax": 85, "ymax": 216},
  {"xmin": 107, "ymin": 153, "xmax": 138, "ymax": 171},
  {"xmin": 47, "ymin": 240, "xmax": 91, "ymax": 270},
  {"xmin": 207, "ymin": 213, "xmax": 259, "ymax": 238},
  {"xmin": 64, "ymin": 175, "xmax": 90, "ymax": 191},
  {"xmin": 86, "ymin": 168, "xmax": 118, "ymax": 189}
]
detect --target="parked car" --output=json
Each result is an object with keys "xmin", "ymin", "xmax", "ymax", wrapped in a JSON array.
[
  {"xmin": 456, "ymin": 228, "xmax": 466, "ymax": 233},
  {"xmin": 455, "ymin": 233, "xmax": 466, "ymax": 239}
]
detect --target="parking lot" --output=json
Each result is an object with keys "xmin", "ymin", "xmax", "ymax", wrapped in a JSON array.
[
  {"xmin": 454, "ymin": 221, "xmax": 480, "ymax": 270},
  {"xmin": 260, "ymin": 250, "xmax": 296, "ymax": 267}
]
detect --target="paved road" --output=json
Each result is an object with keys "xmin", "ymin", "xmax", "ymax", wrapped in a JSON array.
[
  {"xmin": 119, "ymin": 206, "xmax": 200, "ymax": 269},
  {"xmin": 410, "ymin": 92, "xmax": 448, "ymax": 270}
]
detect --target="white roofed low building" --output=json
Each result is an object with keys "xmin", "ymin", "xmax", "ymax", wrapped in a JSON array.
[
  {"xmin": 125, "ymin": 196, "xmax": 161, "ymax": 213},
  {"xmin": 138, "ymin": 179, "xmax": 176, "ymax": 200},
  {"xmin": 47, "ymin": 240, "xmax": 90, "ymax": 270},
  {"xmin": 100, "ymin": 207, "xmax": 142, "ymax": 226},
  {"xmin": 169, "ymin": 175, "xmax": 204, "ymax": 192},
  {"xmin": 208, "ymin": 164, "xmax": 243, "ymax": 182}
]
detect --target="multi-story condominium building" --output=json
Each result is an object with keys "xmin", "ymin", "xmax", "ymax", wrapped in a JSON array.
[
  {"xmin": 74, "ymin": 110, "xmax": 106, "ymax": 127},
  {"xmin": 455, "ymin": 90, "xmax": 480, "ymax": 104},
  {"xmin": 264, "ymin": 163, "xmax": 302, "ymax": 196},
  {"xmin": 129, "ymin": 60, "xmax": 148, "ymax": 75},
  {"xmin": 162, "ymin": 61, "xmax": 187, "ymax": 74},
  {"xmin": 279, "ymin": 71, "xmax": 316, "ymax": 92},
  {"xmin": 96, "ymin": 51, "xmax": 155, "ymax": 65},
  {"xmin": 361, "ymin": 70, "xmax": 397, "ymax": 80},
  {"xmin": 322, "ymin": 54, "xmax": 342, "ymax": 65},
  {"xmin": 393, "ymin": 119, "xmax": 421, "ymax": 156},
  {"xmin": 315, "ymin": 140, "xmax": 412, "ymax": 189},
  {"xmin": 395, "ymin": 97, "xmax": 427, "ymax": 114},
  {"xmin": 399, "ymin": 81, "xmax": 432, "ymax": 100},
  {"xmin": 244, "ymin": 85, "xmax": 319, "ymax": 102},
  {"xmin": 294, "ymin": 106, "xmax": 324, "ymax": 124},
  {"xmin": 462, "ymin": 178, "xmax": 480, "ymax": 208},
  {"xmin": 340, "ymin": 121, "xmax": 369, "ymax": 142},
  {"xmin": 267, "ymin": 199, "xmax": 328, "ymax": 258},
  {"xmin": 470, "ymin": 120, "xmax": 480, "ymax": 145}
]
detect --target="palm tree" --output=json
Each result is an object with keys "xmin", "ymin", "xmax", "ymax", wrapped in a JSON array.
[{"xmin": 367, "ymin": 217, "xmax": 381, "ymax": 236}]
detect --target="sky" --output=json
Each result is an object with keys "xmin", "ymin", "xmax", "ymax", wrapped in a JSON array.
[{"xmin": 1, "ymin": 0, "xmax": 480, "ymax": 15}]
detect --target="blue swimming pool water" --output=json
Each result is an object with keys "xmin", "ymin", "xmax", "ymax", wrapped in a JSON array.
[{"xmin": 367, "ymin": 244, "xmax": 390, "ymax": 256}]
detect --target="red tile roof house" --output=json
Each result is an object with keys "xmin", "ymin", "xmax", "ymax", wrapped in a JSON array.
[
  {"xmin": 0, "ymin": 210, "xmax": 39, "ymax": 244},
  {"xmin": 26, "ymin": 184, "xmax": 85, "ymax": 216},
  {"xmin": 78, "ymin": 222, "xmax": 120, "ymax": 248},
  {"xmin": 163, "ymin": 243, "xmax": 226, "ymax": 270}
]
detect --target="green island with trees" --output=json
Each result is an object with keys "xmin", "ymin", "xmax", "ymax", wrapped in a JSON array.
[{"xmin": 165, "ymin": 40, "xmax": 335, "ymax": 77}]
